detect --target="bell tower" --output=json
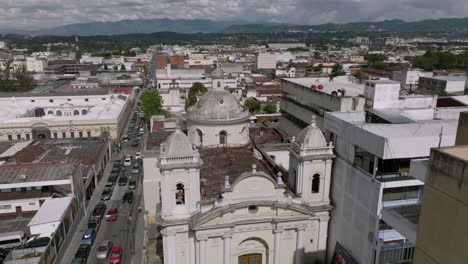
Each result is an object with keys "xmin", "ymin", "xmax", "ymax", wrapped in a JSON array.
[{"xmin": 288, "ymin": 115, "xmax": 335, "ymax": 205}]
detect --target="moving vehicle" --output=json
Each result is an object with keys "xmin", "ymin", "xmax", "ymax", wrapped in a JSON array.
[
  {"xmin": 109, "ymin": 245, "xmax": 122, "ymax": 264},
  {"xmin": 75, "ymin": 244, "xmax": 90, "ymax": 262},
  {"xmin": 122, "ymin": 191, "xmax": 134, "ymax": 204},
  {"xmin": 87, "ymin": 217, "xmax": 101, "ymax": 232},
  {"xmin": 123, "ymin": 157, "xmax": 132, "ymax": 167},
  {"xmin": 118, "ymin": 176, "xmax": 128, "ymax": 186},
  {"xmin": 0, "ymin": 231, "xmax": 27, "ymax": 249},
  {"xmin": 96, "ymin": 240, "xmax": 113, "ymax": 260},
  {"xmin": 135, "ymin": 152, "xmax": 141, "ymax": 160},
  {"xmin": 131, "ymin": 163, "xmax": 139, "ymax": 174},
  {"xmin": 106, "ymin": 208, "xmax": 118, "ymax": 222},
  {"xmin": 139, "ymin": 128, "xmax": 144, "ymax": 134},
  {"xmin": 92, "ymin": 202, "xmax": 107, "ymax": 219},
  {"xmin": 128, "ymin": 179, "xmax": 137, "ymax": 190},
  {"xmin": 101, "ymin": 187, "xmax": 113, "ymax": 201},
  {"xmin": 80, "ymin": 228, "xmax": 96, "ymax": 245}
]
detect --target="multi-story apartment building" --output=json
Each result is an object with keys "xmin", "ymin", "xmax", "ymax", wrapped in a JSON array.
[
  {"xmin": 324, "ymin": 81, "xmax": 468, "ymax": 264},
  {"xmin": 256, "ymin": 52, "xmax": 276, "ymax": 69}
]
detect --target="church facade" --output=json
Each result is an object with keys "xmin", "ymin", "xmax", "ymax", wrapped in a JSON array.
[{"xmin": 154, "ymin": 68, "xmax": 334, "ymax": 264}]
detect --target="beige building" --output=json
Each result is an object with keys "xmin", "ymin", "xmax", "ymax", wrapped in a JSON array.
[
  {"xmin": 0, "ymin": 92, "xmax": 131, "ymax": 141},
  {"xmin": 414, "ymin": 112, "xmax": 468, "ymax": 264}
]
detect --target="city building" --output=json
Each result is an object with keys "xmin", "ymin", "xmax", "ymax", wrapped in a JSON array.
[
  {"xmin": 418, "ymin": 76, "xmax": 467, "ymax": 95},
  {"xmin": 324, "ymin": 82, "xmax": 468, "ymax": 264},
  {"xmin": 391, "ymin": 68, "xmax": 423, "ymax": 85},
  {"xmin": 256, "ymin": 53, "xmax": 276, "ymax": 69},
  {"xmin": 278, "ymin": 76, "xmax": 366, "ymax": 137},
  {"xmin": 0, "ymin": 92, "xmax": 131, "ymax": 141},
  {"xmin": 413, "ymin": 112, "xmax": 468, "ymax": 264},
  {"xmin": 145, "ymin": 84, "xmax": 334, "ymax": 264}
]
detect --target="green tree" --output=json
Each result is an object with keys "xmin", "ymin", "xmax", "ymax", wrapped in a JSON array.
[
  {"xmin": 121, "ymin": 64, "xmax": 126, "ymax": 70},
  {"xmin": 0, "ymin": 60, "xmax": 36, "ymax": 92},
  {"xmin": 75, "ymin": 49, "xmax": 83, "ymax": 60},
  {"xmin": 90, "ymin": 68, "xmax": 97, "ymax": 76},
  {"xmin": 353, "ymin": 70, "xmax": 367, "ymax": 81},
  {"xmin": 371, "ymin": 61, "xmax": 388, "ymax": 70},
  {"xmin": 185, "ymin": 82, "xmax": 208, "ymax": 110},
  {"xmin": 244, "ymin": 98, "xmax": 261, "ymax": 114},
  {"xmin": 313, "ymin": 51, "xmax": 322, "ymax": 60},
  {"xmin": 364, "ymin": 53, "xmax": 388, "ymax": 63},
  {"xmin": 141, "ymin": 91, "xmax": 165, "ymax": 118},
  {"xmin": 117, "ymin": 74, "xmax": 131, "ymax": 80},
  {"xmin": 332, "ymin": 63, "xmax": 345, "ymax": 77},
  {"xmin": 263, "ymin": 104, "xmax": 277, "ymax": 114},
  {"xmin": 103, "ymin": 64, "xmax": 108, "ymax": 70}
]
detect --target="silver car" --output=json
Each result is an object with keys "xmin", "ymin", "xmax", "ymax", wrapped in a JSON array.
[{"xmin": 96, "ymin": 240, "xmax": 113, "ymax": 259}]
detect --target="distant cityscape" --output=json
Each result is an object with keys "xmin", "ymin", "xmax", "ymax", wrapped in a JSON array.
[{"xmin": 0, "ymin": 16, "xmax": 466, "ymax": 264}]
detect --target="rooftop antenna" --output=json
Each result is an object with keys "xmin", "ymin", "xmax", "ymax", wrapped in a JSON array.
[{"xmin": 438, "ymin": 126, "xmax": 443, "ymax": 148}]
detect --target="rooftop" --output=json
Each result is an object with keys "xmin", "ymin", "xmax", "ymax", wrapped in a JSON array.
[
  {"xmin": 282, "ymin": 76, "xmax": 365, "ymax": 97},
  {"xmin": 0, "ymin": 163, "xmax": 75, "ymax": 185},
  {"xmin": 0, "ymin": 218, "xmax": 32, "ymax": 234},
  {"xmin": 28, "ymin": 196, "xmax": 72, "ymax": 228},
  {"xmin": 145, "ymin": 132, "xmax": 173, "ymax": 151},
  {"xmin": 426, "ymin": 76, "xmax": 466, "ymax": 82},
  {"xmin": 199, "ymin": 145, "xmax": 275, "ymax": 200},
  {"xmin": 439, "ymin": 145, "xmax": 468, "ymax": 162}
]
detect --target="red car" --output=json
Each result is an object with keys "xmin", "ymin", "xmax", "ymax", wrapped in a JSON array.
[
  {"xmin": 109, "ymin": 245, "xmax": 122, "ymax": 264},
  {"xmin": 106, "ymin": 208, "xmax": 118, "ymax": 222}
]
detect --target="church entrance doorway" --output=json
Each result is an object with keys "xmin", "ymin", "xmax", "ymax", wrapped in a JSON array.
[{"xmin": 238, "ymin": 253, "xmax": 262, "ymax": 264}]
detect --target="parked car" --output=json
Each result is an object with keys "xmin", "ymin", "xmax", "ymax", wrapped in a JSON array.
[
  {"xmin": 128, "ymin": 179, "xmax": 137, "ymax": 190},
  {"xmin": 109, "ymin": 245, "xmax": 123, "ymax": 264},
  {"xmin": 87, "ymin": 217, "xmax": 101, "ymax": 232},
  {"xmin": 118, "ymin": 176, "xmax": 128, "ymax": 186},
  {"xmin": 122, "ymin": 135, "xmax": 131, "ymax": 141},
  {"xmin": 75, "ymin": 244, "xmax": 90, "ymax": 262},
  {"xmin": 105, "ymin": 182, "xmax": 115, "ymax": 189},
  {"xmin": 96, "ymin": 240, "xmax": 113, "ymax": 260},
  {"xmin": 136, "ymin": 134, "xmax": 142, "ymax": 140},
  {"xmin": 123, "ymin": 157, "xmax": 132, "ymax": 167},
  {"xmin": 114, "ymin": 159, "xmax": 123, "ymax": 167},
  {"xmin": 138, "ymin": 128, "xmax": 144, "ymax": 134},
  {"xmin": 108, "ymin": 175, "xmax": 118, "ymax": 184},
  {"xmin": 132, "ymin": 164, "xmax": 139, "ymax": 174},
  {"xmin": 71, "ymin": 257, "xmax": 86, "ymax": 264},
  {"xmin": 122, "ymin": 191, "xmax": 134, "ymax": 204},
  {"xmin": 106, "ymin": 208, "xmax": 118, "ymax": 222},
  {"xmin": 111, "ymin": 166, "xmax": 120, "ymax": 174},
  {"xmin": 80, "ymin": 228, "xmax": 96, "ymax": 245},
  {"xmin": 132, "ymin": 139, "xmax": 139, "ymax": 147},
  {"xmin": 92, "ymin": 202, "xmax": 107, "ymax": 219},
  {"xmin": 135, "ymin": 152, "xmax": 141, "ymax": 160},
  {"xmin": 101, "ymin": 187, "xmax": 113, "ymax": 201}
]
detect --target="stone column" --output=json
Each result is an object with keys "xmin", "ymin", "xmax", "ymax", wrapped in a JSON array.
[
  {"xmin": 296, "ymin": 228, "xmax": 305, "ymax": 264},
  {"xmin": 318, "ymin": 218, "xmax": 329, "ymax": 262},
  {"xmin": 274, "ymin": 230, "xmax": 283, "ymax": 264},
  {"xmin": 223, "ymin": 235, "xmax": 231, "ymax": 264},
  {"xmin": 167, "ymin": 233, "xmax": 176, "ymax": 264},
  {"xmin": 199, "ymin": 238, "xmax": 207, "ymax": 264},
  {"xmin": 190, "ymin": 236, "xmax": 196, "ymax": 264},
  {"xmin": 324, "ymin": 159, "xmax": 332, "ymax": 202}
]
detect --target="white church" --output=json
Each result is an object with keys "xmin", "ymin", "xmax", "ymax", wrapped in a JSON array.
[{"xmin": 154, "ymin": 67, "xmax": 334, "ymax": 264}]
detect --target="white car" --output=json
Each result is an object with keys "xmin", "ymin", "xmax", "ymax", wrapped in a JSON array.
[
  {"xmin": 135, "ymin": 152, "xmax": 141, "ymax": 160},
  {"xmin": 123, "ymin": 157, "xmax": 132, "ymax": 167},
  {"xmin": 139, "ymin": 128, "xmax": 144, "ymax": 134}
]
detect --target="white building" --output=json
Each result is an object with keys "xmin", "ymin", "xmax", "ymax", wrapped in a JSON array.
[
  {"xmin": 145, "ymin": 83, "xmax": 334, "ymax": 264},
  {"xmin": 0, "ymin": 92, "xmax": 131, "ymax": 141},
  {"xmin": 391, "ymin": 68, "xmax": 423, "ymax": 85},
  {"xmin": 256, "ymin": 53, "xmax": 276, "ymax": 69},
  {"xmin": 324, "ymin": 81, "xmax": 468, "ymax": 264}
]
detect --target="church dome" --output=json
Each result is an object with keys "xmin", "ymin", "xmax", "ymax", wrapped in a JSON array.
[
  {"xmin": 211, "ymin": 66, "xmax": 225, "ymax": 79},
  {"xmin": 187, "ymin": 89, "xmax": 249, "ymax": 122},
  {"xmin": 163, "ymin": 129, "xmax": 194, "ymax": 157},
  {"xmin": 295, "ymin": 116, "xmax": 327, "ymax": 148}
]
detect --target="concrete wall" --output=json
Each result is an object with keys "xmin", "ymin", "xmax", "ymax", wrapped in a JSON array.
[
  {"xmin": 143, "ymin": 156, "xmax": 160, "ymax": 219},
  {"xmin": 414, "ymin": 147, "xmax": 468, "ymax": 264}
]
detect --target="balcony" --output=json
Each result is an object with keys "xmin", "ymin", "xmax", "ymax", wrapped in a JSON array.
[
  {"xmin": 379, "ymin": 242, "xmax": 415, "ymax": 264},
  {"xmin": 375, "ymin": 171, "xmax": 415, "ymax": 182}
]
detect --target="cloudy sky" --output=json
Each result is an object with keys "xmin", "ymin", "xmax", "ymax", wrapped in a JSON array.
[{"xmin": 0, "ymin": 0, "xmax": 467, "ymax": 29}]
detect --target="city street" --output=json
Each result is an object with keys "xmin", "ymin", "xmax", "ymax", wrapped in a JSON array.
[{"xmin": 61, "ymin": 91, "xmax": 145, "ymax": 264}]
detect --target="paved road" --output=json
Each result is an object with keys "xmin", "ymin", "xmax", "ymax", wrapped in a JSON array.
[{"xmin": 61, "ymin": 91, "xmax": 145, "ymax": 264}]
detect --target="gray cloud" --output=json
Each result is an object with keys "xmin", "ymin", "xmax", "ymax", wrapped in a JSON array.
[{"xmin": 0, "ymin": 0, "xmax": 467, "ymax": 29}]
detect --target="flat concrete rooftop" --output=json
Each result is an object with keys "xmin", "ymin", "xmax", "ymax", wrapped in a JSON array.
[{"xmin": 283, "ymin": 76, "xmax": 365, "ymax": 97}]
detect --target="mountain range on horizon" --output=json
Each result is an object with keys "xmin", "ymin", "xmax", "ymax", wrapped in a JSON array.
[{"xmin": 1, "ymin": 17, "xmax": 468, "ymax": 36}]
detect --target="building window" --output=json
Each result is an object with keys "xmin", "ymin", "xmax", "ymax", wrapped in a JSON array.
[
  {"xmin": 16, "ymin": 134, "xmax": 21, "ymax": 140},
  {"xmin": 28, "ymin": 202, "xmax": 35, "ymax": 206},
  {"xmin": 312, "ymin": 174, "xmax": 320, "ymax": 193},
  {"xmin": 70, "ymin": 132, "xmax": 75, "ymax": 138},
  {"xmin": 49, "ymin": 99, "xmax": 53, "ymax": 103},
  {"xmin": 85, "ymin": 98, "xmax": 89, "ymax": 102},
  {"xmin": 175, "ymin": 183, "xmax": 185, "ymax": 205},
  {"xmin": 82, "ymin": 110, "xmax": 88, "ymax": 115},
  {"xmin": 217, "ymin": 81, "xmax": 221, "ymax": 88},
  {"xmin": 31, "ymin": 100, "xmax": 35, "ymax": 103},
  {"xmin": 102, "ymin": 98, "xmax": 106, "ymax": 100},
  {"xmin": 7, "ymin": 135, "xmax": 12, "ymax": 141},
  {"xmin": 79, "ymin": 132, "xmax": 83, "ymax": 138},
  {"xmin": 73, "ymin": 110, "xmax": 80, "ymax": 116},
  {"xmin": 219, "ymin": 130, "xmax": 227, "ymax": 145},
  {"xmin": 67, "ymin": 99, "xmax": 71, "ymax": 101},
  {"xmin": 383, "ymin": 186, "xmax": 420, "ymax": 202},
  {"xmin": 53, "ymin": 133, "xmax": 58, "ymax": 139},
  {"xmin": 248, "ymin": 205, "xmax": 258, "ymax": 214},
  {"xmin": 20, "ymin": 187, "xmax": 26, "ymax": 192},
  {"xmin": 25, "ymin": 134, "xmax": 30, "ymax": 140},
  {"xmin": 0, "ymin": 205, "xmax": 12, "ymax": 210},
  {"xmin": 354, "ymin": 145, "xmax": 374, "ymax": 175},
  {"xmin": 195, "ymin": 129, "xmax": 203, "ymax": 146},
  {"xmin": 62, "ymin": 132, "xmax": 66, "ymax": 138},
  {"xmin": 56, "ymin": 110, "xmax": 62, "ymax": 116},
  {"xmin": 87, "ymin": 131, "xmax": 91, "ymax": 137}
]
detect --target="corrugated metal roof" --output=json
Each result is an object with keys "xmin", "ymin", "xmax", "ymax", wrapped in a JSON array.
[{"xmin": 0, "ymin": 163, "xmax": 75, "ymax": 184}]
